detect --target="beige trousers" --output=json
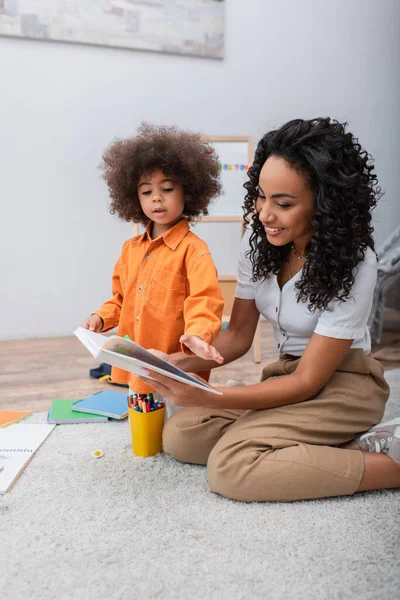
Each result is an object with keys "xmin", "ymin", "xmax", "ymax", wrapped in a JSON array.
[{"xmin": 162, "ymin": 350, "xmax": 390, "ymax": 502}]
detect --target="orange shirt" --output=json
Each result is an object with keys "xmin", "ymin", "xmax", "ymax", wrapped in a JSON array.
[{"xmin": 95, "ymin": 219, "xmax": 224, "ymax": 393}]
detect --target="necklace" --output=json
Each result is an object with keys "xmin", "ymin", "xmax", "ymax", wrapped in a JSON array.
[{"xmin": 291, "ymin": 244, "xmax": 305, "ymax": 260}]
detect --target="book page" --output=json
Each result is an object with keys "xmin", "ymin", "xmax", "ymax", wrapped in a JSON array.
[{"xmin": 73, "ymin": 327, "xmax": 110, "ymax": 356}]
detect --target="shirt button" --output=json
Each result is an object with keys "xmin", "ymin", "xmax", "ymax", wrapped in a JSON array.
[
  {"xmin": 136, "ymin": 316, "xmax": 140, "ymax": 322},
  {"xmin": 146, "ymin": 254, "xmax": 151, "ymax": 260},
  {"xmin": 277, "ymin": 343, "xmax": 280, "ymax": 349},
  {"xmin": 138, "ymin": 285, "xmax": 143, "ymax": 291},
  {"xmin": 283, "ymin": 332, "xmax": 286, "ymax": 337}
]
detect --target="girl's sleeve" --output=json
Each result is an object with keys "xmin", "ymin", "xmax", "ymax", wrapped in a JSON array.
[
  {"xmin": 314, "ymin": 249, "xmax": 377, "ymax": 340},
  {"xmin": 182, "ymin": 252, "xmax": 224, "ymax": 353},
  {"xmin": 94, "ymin": 255, "xmax": 124, "ymax": 332}
]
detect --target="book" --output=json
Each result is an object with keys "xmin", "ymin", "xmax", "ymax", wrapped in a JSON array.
[
  {"xmin": 71, "ymin": 390, "xmax": 128, "ymax": 420},
  {"xmin": 73, "ymin": 327, "xmax": 222, "ymax": 396},
  {"xmin": 0, "ymin": 410, "xmax": 31, "ymax": 428},
  {"xmin": 0, "ymin": 424, "xmax": 55, "ymax": 494},
  {"xmin": 47, "ymin": 399, "xmax": 109, "ymax": 424}
]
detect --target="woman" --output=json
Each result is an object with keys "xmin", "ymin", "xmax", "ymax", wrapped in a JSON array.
[{"xmin": 142, "ymin": 117, "xmax": 400, "ymax": 502}]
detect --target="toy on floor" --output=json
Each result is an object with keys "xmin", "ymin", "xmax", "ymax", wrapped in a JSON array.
[{"xmin": 91, "ymin": 450, "xmax": 104, "ymax": 458}]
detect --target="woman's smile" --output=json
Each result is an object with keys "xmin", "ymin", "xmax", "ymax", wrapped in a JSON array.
[{"xmin": 263, "ymin": 226, "xmax": 285, "ymax": 237}]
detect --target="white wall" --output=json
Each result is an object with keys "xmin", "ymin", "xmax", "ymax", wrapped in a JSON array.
[{"xmin": 1, "ymin": 0, "xmax": 399, "ymax": 339}]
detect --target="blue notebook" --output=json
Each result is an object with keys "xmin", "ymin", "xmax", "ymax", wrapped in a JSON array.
[{"xmin": 71, "ymin": 391, "xmax": 128, "ymax": 420}]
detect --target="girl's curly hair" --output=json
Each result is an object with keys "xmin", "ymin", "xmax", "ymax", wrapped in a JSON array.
[
  {"xmin": 101, "ymin": 123, "xmax": 221, "ymax": 224},
  {"xmin": 243, "ymin": 118, "xmax": 381, "ymax": 311}
]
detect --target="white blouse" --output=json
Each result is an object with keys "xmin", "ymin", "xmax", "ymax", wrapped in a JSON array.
[{"xmin": 235, "ymin": 229, "xmax": 377, "ymax": 356}]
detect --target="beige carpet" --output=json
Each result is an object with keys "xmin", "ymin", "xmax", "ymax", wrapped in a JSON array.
[{"xmin": 1, "ymin": 371, "xmax": 400, "ymax": 600}]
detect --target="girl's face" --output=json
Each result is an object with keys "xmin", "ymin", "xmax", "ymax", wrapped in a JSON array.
[
  {"xmin": 137, "ymin": 169, "xmax": 185, "ymax": 237},
  {"xmin": 255, "ymin": 156, "xmax": 315, "ymax": 253}
]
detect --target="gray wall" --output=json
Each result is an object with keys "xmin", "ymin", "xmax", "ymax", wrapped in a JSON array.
[{"xmin": 1, "ymin": 0, "xmax": 399, "ymax": 339}]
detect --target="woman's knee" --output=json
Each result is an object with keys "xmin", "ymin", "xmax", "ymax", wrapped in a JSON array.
[
  {"xmin": 163, "ymin": 412, "xmax": 191, "ymax": 462},
  {"xmin": 162, "ymin": 409, "xmax": 210, "ymax": 465},
  {"xmin": 207, "ymin": 441, "xmax": 262, "ymax": 502}
]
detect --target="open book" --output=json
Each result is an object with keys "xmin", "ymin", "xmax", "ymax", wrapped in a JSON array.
[{"xmin": 74, "ymin": 327, "xmax": 222, "ymax": 395}]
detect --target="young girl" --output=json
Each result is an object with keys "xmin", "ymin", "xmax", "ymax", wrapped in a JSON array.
[
  {"xmin": 82, "ymin": 123, "xmax": 224, "ymax": 415},
  {"xmin": 141, "ymin": 117, "xmax": 400, "ymax": 502}
]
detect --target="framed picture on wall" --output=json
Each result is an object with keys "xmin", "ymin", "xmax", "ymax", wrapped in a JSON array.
[
  {"xmin": 202, "ymin": 136, "xmax": 253, "ymax": 221},
  {"xmin": 0, "ymin": 1, "xmax": 224, "ymax": 59}
]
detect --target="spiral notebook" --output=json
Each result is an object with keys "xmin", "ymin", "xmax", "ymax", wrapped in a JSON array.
[{"xmin": 0, "ymin": 424, "xmax": 55, "ymax": 494}]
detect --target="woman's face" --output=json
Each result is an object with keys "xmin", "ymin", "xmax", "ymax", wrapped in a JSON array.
[{"xmin": 255, "ymin": 156, "xmax": 315, "ymax": 252}]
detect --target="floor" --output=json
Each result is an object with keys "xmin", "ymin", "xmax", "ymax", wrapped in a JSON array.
[
  {"xmin": 1, "ymin": 319, "xmax": 399, "ymax": 412},
  {"xmin": 3, "ymin": 320, "xmax": 399, "ymax": 600},
  {"xmin": 3, "ymin": 383, "xmax": 400, "ymax": 600}
]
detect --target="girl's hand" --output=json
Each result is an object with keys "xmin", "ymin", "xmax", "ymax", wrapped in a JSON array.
[
  {"xmin": 82, "ymin": 314, "xmax": 103, "ymax": 332},
  {"xmin": 140, "ymin": 370, "xmax": 218, "ymax": 407},
  {"xmin": 180, "ymin": 335, "xmax": 224, "ymax": 364}
]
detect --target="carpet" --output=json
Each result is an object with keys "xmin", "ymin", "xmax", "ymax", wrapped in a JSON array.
[{"xmin": 1, "ymin": 371, "xmax": 400, "ymax": 600}]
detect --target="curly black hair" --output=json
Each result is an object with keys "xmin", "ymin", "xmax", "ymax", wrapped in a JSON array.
[
  {"xmin": 243, "ymin": 118, "xmax": 381, "ymax": 311},
  {"xmin": 100, "ymin": 123, "xmax": 221, "ymax": 224}
]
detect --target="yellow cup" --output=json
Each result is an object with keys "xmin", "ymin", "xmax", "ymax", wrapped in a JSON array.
[{"xmin": 128, "ymin": 406, "xmax": 166, "ymax": 457}]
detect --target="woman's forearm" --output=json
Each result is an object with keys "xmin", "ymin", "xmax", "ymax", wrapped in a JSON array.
[{"xmin": 207, "ymin": 371, "xmax": 314, "ymax": 410}]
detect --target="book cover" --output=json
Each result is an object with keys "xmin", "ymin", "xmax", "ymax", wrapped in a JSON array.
[
  {"xmin": 48, "ymin": 399, "xmax": 109, "ymax": 424},
  {"xmin": 71, "ymin": 390, "xmax": 128, "ymax": 420}
]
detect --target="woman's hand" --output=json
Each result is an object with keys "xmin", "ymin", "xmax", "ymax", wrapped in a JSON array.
[
  {"xmin": 147, "ymin": 349, "xmax": 182, "ymax": 370},
  {"xmin": 147, "ymin": 349, "xmax": 170, "ymax": 361},
  {"xmin": 180, "ymin": 334, "xmax": 224, "ymax": 364},
  {"xmin": 140, "ymin": 370, "xmax": 219, "ymax": 407}
]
